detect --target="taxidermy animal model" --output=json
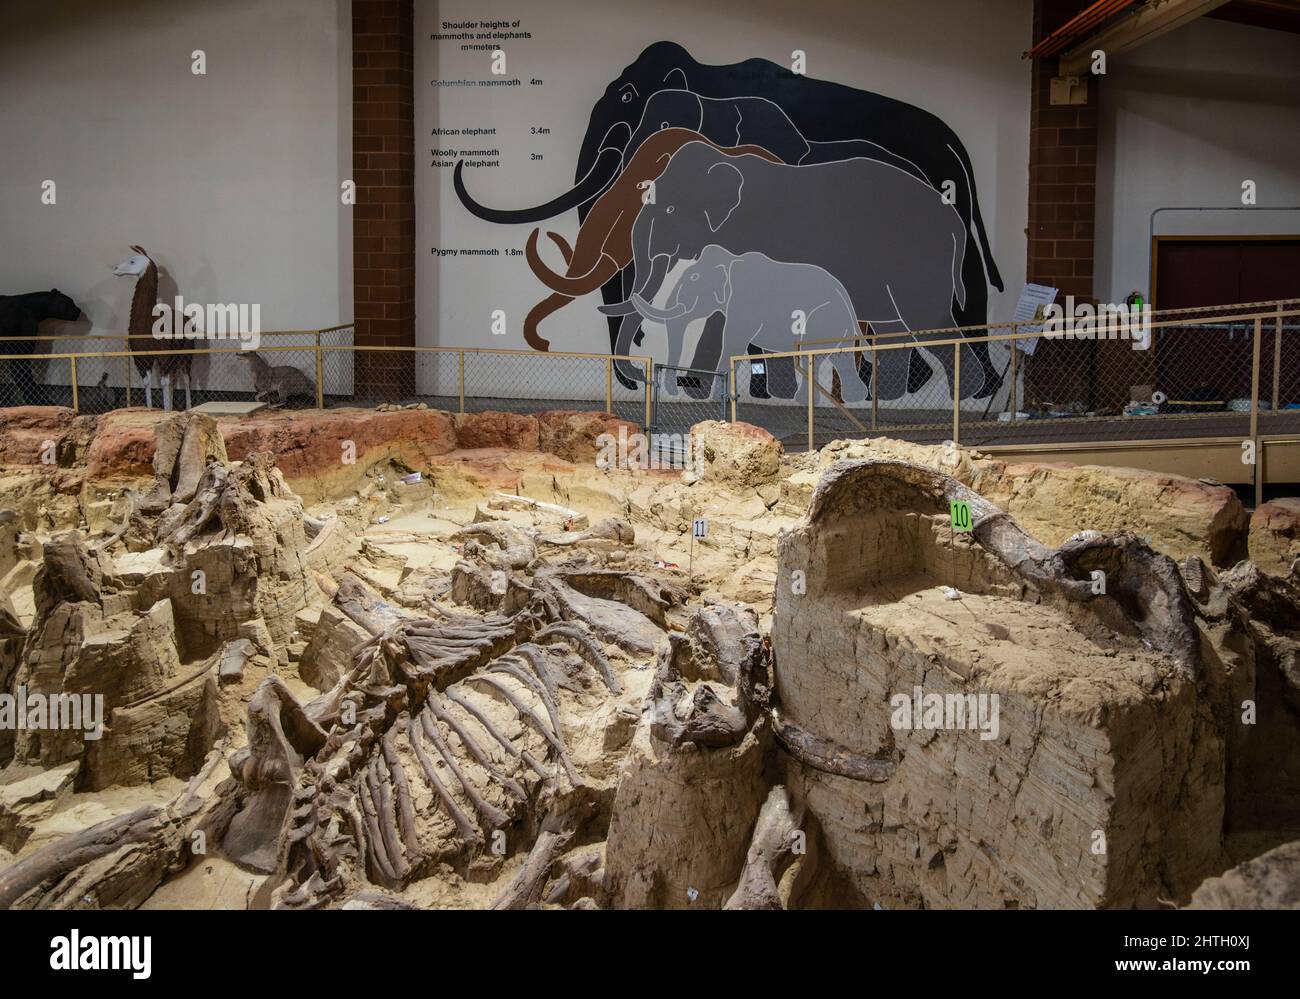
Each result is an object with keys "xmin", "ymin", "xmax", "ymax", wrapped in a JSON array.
[
  {"xmin": 113, "ymin": 246, "xmax": 195, "ymax": 411},
  {"xmin": 84, "ymin": 372, "xmax": 114, "ymax": 414},
  {"xmin": 629, "ymin": 245, "xmax": 870, "ymax": 403},
  {"xmin": 0, "ymin": 289, "xmax": 81, "ymax": 405},
  {"xmin": 522, "ymin": 128, "xmax": 780, "ymax": 351},
  {"xmin": 237, "ymin": 351, "xmax": 316, "ymax": 408}
]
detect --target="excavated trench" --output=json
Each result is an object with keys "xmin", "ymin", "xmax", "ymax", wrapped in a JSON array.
[{"xmin": 0, "ymin": 406, "xmax": 1298, "ymax": 909}]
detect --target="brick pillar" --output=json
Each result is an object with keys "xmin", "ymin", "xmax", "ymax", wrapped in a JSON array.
[
  {"xmin": 1025, "ymin": 0, "xmax": 1104, "ymax": 410},
  {"xmin": 352, "ymin": 0, "xmax": 415, "ymax": 400}
]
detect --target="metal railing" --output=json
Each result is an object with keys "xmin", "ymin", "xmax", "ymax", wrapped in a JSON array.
[
  {"xmin": 727, "ymin": 301, "xmax": 1300, "ymax": 457},
  {"xmin": 3, "ymin": 300, "xmax": 1298, "ymax": 485},
  {"xmin": 0, "ymin": 324, "xmax": 652, "ymax": 427}
]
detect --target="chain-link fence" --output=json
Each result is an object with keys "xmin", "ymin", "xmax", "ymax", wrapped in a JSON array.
[
  {"xmin": 729, "ymin": 303, "xmax": 1300, "ymax": 452},
  {"xmin": 3, "ymin": 303, "xmax": 1296, "ymax": 454},
  {"xmin": 0, "ymin": 324, "xmax": 651, "ymax": 425},
  {"xmin": 0, "ymin": 330, "xmax": 336, "ymax": 412}
]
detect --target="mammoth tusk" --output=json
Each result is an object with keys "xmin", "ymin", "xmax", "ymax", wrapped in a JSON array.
[
  {"xmin": 597, "ymin": 299, "xmax": 639, "ymax": 317},
  {"xmin": 630, "ymin": 293, "xmax": 687, "ymax": 323},
  {"xmin": 525, "ymin": 229, "xmax": 620, "ymax": 296},
  {"xmin": 546, "ymin": 232, "xmax": 574, "ymax": 266},
  {"xmin": 454, "ymin": 146, "xmax": 622, "ymax": 225},
  {"xmin": 524, "ymin": 292, "xmax": 572, "ymax": 352}
]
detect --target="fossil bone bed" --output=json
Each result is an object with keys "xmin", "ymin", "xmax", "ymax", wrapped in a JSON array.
[{"xmin": 1, "ymin": 404, "xmax": 1299, "ymax": 910}]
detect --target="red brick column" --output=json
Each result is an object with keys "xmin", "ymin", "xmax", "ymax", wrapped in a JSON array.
[
  {"xmin": 1027, "ymin": 0, "xmax": 1098, "ymax": 302},
  {"xmin": 1025, "ymin": 0, "xmax": 1103, "ymax": 410},
  {"xmin": 352, "ymin": 0, "xmax": 415, "ymax": 400}
]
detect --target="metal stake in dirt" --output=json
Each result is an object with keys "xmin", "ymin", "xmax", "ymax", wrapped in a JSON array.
[
  {"xmin": 690, "ymin": 516, "xmax": 707, "ymax": 579},
  {"xmin": 949, "ymin": 499, "xmax": 972, "ymax": 593}
]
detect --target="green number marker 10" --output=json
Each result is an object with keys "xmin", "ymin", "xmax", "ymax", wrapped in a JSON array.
[{"xmin": 949, "ymin": 500, "xmax": 973, "ymax": 533}]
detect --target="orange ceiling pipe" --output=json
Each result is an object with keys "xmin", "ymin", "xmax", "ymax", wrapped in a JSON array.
[{"xmin": 1023, "ymin": 0, "xmax": 1142, "ymax": 59}]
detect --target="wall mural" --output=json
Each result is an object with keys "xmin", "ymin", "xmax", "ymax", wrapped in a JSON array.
[{"xmin": 453, "ymin": 40, "xmax": 1004, "ymax": 402}]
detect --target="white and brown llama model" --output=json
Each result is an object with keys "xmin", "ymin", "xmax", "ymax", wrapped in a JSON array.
[{"xmin": 113, "ymin": 245, "xmax": 195, "ymax": 410}]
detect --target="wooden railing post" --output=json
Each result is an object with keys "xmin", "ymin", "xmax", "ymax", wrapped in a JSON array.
[
  {"xmin": 1273, "ymin": 304, "xmax": 1283, "ymax": 413},
  {"xmin": 314, "ymin": 330, "xmax": 324, "ymax": 409},
  {"xmin": 643, "ymin": 360, "xmax": 652, "ymax": 430},
  {"xmin": 1009, "ymin": 327, "xmax": 1018, "ymax": 421},
  {"xmin": 952, "ymin": 342, "xmax": 961, "ymax": 445},
  {"xmin": 870, "ymin": 333, "xmax": 878, "ymax": 432},
  {"xmin": 806, "ymin": 347, "xmax": 814, "ymax": 453},
  {"xmin": 605, "ymin": 356, "xmax": 613, "ymax": 415},
  {"xmin": 70, "ymin": 355, "xmax": 79, "ymax": 413},
  {"xmin": 1250, "ymin": 317, "xmax": 1262, "ymax": 440},
  {"xmin": 458, "ymin": 350, "xmax": 465, "ymax": 415}
]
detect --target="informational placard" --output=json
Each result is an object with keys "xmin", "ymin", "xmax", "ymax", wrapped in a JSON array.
[
  {"xmin": 948, "ymin": 499, "xmax": 973, "ymax": 533},
  {"xmin": 1011, "ymin": 284, "xmax": 1058, "ymax": 357}
]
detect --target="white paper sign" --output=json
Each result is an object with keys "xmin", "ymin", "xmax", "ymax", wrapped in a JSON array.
[{"xmin": 1011, "ymin": 284, "xmax": 1058, "ymax": 356}]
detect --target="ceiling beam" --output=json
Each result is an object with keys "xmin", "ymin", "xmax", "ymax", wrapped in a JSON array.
[{"xmin": 1059, "ymin": 0, "xmax": 1231, "ymax": 73}]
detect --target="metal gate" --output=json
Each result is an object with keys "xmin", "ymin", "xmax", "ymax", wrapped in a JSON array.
[{"xmin": 649, "ymin": 363, "xmax": 728, "ymax": 461}]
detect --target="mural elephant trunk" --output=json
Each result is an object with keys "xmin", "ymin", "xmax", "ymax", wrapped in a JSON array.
[{"xmin": 453, "ymin": 147, "xmax": 624, "ymax": 225}]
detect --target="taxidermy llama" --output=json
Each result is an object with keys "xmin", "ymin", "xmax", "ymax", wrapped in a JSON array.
[
  {"xmin": 113, "ymin": 246, "xmax": 194, "ymax": 410},
  {"xmin": 237, "ymin": 351, "xmax": 316, "ymax": 408},
  {"xmin": 0, "ymin": 289, "xmax": 81, "ymax": 405}
]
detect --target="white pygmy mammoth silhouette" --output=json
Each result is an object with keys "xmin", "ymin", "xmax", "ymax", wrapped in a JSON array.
[{"xmin": 630, "ymin": 246, "xmax": 870, "ymax": 403}]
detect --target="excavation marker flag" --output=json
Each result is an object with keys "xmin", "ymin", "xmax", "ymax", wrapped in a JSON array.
[{"xmin": 949, "ymin": 500, "xmax": 973, "ymax": 533}]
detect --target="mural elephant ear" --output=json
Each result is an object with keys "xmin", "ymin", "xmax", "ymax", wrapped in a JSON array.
[{"xmin": 701, "ymin": 160, "xmax": 744, "ymax": 233}]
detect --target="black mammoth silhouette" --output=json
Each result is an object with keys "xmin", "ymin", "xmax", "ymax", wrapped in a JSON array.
[{"xmin": 455, "ymin": 41, "xmax": 1003, "ymax": 397}]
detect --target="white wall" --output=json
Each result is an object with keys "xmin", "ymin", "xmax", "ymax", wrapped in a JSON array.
[
  {"xmin": 415, "ymin": 0, "xmax": 1033, "ymax": 400},
  {"xmin": 0, "ymin": 0, "xmax": 352, "ymax": 389},
  {"xmin": 1095, "ymin": 17, "xmax": 1300, "ymax": 303}
]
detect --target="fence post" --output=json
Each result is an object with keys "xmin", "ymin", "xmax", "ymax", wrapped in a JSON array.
[
  {"xmin": 1250, "ymin": 315, "xmax": 1263, "ymax": 509},
  {"xmin": 1273, "ymin": 304, "xmax": 1283, "ymax": 413},
  {"xmin": 1009, "ymin": 327, "xmax": 1018, "ymax": 421},
  {"xmin": 729, "ymin": 359, "xmax": 737, "ymax": 423},
  {"xmin": 124, "ymin": 346, "xmax": 132, "ymax": 407},
  {"xmin": 70, "ymin": 356, "xmax": 79, "ymax": 413},
  {"xmin": 952, "ymin": 342, "xmax": 961, "ymax": 446},
  {"xmin": 605, "ymin": 356, "xmax": 613, "ymax": 415},
  {"xmin": 1250, "ymin": 317, "xmax": 1262, "ymax": 440},
  {"xmin": 806, "ymin": 348, "xmax": 815, "ymax": 453},
  {"xmin": 643, "ymin": 360, "xmax": 652, "ymax": 431},
  {"xmin": 870, "ymin": 334, "xmax": 878, "ymax": 432},
  {"xmin": 458, "ymin": 351, "xmax": 465, "ymax": 415},
  {"xmin": 314, "ymin": 330, "xmax": 324, "ymax": 410}
]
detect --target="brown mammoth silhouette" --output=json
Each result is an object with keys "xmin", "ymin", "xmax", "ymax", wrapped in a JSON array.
[{"xmin": 523, "ymin": 128, "xmax": 780, "ymax": 350}]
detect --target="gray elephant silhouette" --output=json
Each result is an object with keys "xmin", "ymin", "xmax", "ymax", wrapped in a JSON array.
[
  {"xmin": 621, "ymin": 90, "xmax": 969, "ymax": 395},
  {"xmin": 604, "ymin": 141, "xmax": 981, "ymax": 402},
  {"xmin": 628, "ymin": 245, "xmax": 869, "ymax": 404}
]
